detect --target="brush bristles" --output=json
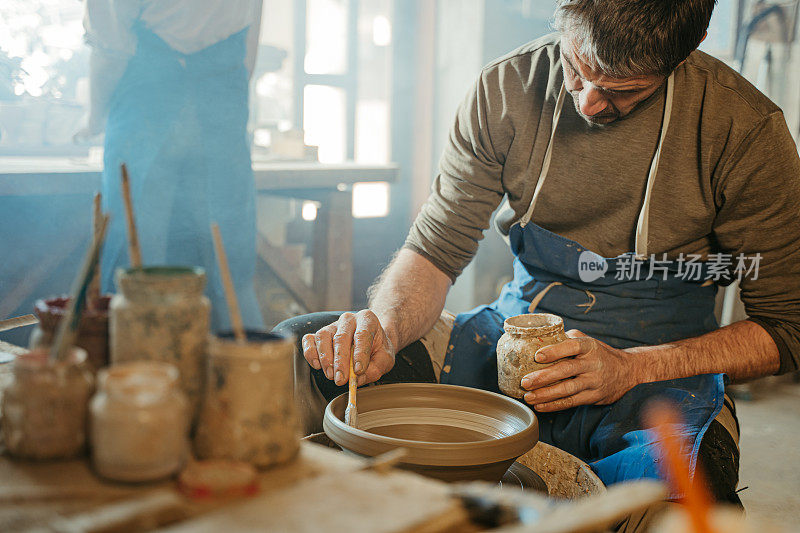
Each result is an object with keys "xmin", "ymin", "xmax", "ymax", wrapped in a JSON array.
[{"xmin": 345, "ymin": 402, "xmax": 358, "ymax": 427}]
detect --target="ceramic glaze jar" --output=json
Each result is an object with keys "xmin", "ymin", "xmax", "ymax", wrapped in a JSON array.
[
  {"xmin": 194, "ymin": 332, "xmax": 300, "ymax": 468},
  {"xmin": 1, "ymin": 348, "xmax": 94, "ymax": 459},
  {"xmin": 29, "ymin": 295, "xmax": 112, "ymax": 371},
  {"xmin": 90, "ymin": 361, "xmax": 189, "ymax": 482},
  {"xmin": 496, "ymin": 313, "xmax": 568, "ymax": 399},
  {"xmin": 110, "ymin": 267, "xmax": 210, "ymax": 419}
]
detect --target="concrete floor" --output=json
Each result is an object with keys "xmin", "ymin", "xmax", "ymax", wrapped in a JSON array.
[{"xmin": 734, "ymin": 375, "xmax": 800, "ymax": 523}]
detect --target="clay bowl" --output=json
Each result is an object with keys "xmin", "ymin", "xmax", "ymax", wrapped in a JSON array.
[{"xmin": 323, "ymin": 383, "xmax": 538, "ymax": 483}]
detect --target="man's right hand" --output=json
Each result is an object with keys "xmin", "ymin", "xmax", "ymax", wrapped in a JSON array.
[{"xmin": 302, "ymin": 310, "xmax": 396, "ymax": 387}]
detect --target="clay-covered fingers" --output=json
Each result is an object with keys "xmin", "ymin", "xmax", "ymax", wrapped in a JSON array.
[
  {"xmin": 521, "ymin": 357, "xmax": 595, "ymax": 390},
  {"xmin": 533, "ymin": 336, "xmax": 594, "ymax": 364},
  {"xmin": 302, "ymin": 324, "xmax": 338, "ymax": 380},
  {"xmin": 523, "ymin": 374, "xmax": 592, "ymax": 405},
  {"xmin": 528, "ymin": 389, "xmax": 599, "ymax": 412},
  {"xmin": 301, "ymin": 334, "xmax": 321, "ymax": 370},
  {"xmin": 332, "ymin": 313, "xmax": 358, "ymax": 386},
  {"xmin": 302, "ymin": 310, "xmax": 396, "ymax": 387},
  {"xmin": 353, "ymin": 311, "xmax": 394, "ymax": 386}
]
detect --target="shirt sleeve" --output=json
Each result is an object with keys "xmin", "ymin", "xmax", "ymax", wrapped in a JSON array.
[
  {"xmin": 404, "ymin": 68, "xmax": 510, "ymax": 281},
  {"xmin": 712, "ymin": 111, "xmax": 800, "ymax": 374},
  {"xmin": 84, "ymin": 0, "xmax": 140, "ymax": 58}
]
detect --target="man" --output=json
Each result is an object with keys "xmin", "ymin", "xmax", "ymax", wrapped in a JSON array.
[{"xmin": 278, "ymin": 0, "xmax": 800, "ymax": 522}]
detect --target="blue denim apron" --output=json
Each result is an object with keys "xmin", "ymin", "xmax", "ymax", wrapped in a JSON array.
[
  {"xmin": 100, "ymin": 24, "xmax": 263, "ymax": 332},
  {"xmin": 440, "ymin": 75, "xmax": 725, "ymax": 493}
]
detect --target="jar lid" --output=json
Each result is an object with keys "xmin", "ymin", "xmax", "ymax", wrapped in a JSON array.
[
  {"xmin": 99, "ymin": 361, "xmax": 179, "ymax": 402},
  {"xmin": 178, "ymin": 460, "xmax": 259, "ymax": 499}
]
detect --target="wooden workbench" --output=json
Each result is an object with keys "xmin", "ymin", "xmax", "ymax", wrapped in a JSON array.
[
  {"xmin": 0, "ymin": 441, "xmax": 471, "ymax": 532},
  {"xmin": 0, "ymin": 156, "xmax": 399, "ymax": 313}
]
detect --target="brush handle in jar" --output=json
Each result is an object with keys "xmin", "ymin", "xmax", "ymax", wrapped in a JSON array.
[
  {"xmin": 210, "ymin": 223, "xmax": 246, "ymax": 343},
  {"xmin": 120, "ymin": 164, "xmax": 142, "ymax": 268}
]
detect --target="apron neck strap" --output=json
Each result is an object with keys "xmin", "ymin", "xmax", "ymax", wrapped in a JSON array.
[
  {"xmin": 634, "ymin": 72, "xmax": 674, "ymax": 258},
  {"xmin": 519, "ymin": 73, "xmax": 676, "ymax": 260},
  {"xmin": 520, "ymin": 83, "xmax": 567, "ymax": 227}
]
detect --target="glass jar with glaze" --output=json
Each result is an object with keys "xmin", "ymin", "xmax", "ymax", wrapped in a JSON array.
[
  {"xmin": 496, "ymin": 313, "xmax": 568, "ymax": 399},
  {"xmin": 110, "ymin": 266, "xmax": 210, "ymax": 420},
  {"xmin": 90, "ymin": 361, "xmax": 189, "ymax": 482},
  {"xmin": 1, "ymin": 348, "xmax": 94, "ymax": 460}
]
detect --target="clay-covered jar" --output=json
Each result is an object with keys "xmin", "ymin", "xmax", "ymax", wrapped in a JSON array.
[
  {"xmin": 496, "ymin": 313, "xmax": 568, "ymax": 399},
  {"xmin": 194, "ymin": 331, "xmax": 300, "ymax": 468},
  {"xmin": 1, "ymin": 348, "xmax": 94, "ymax": 460},
  {"xmin": 90, "ymin": 361, "xmax": 189, "ymax": 482},
  {"xmin": 29, "ymin": 295, "xmax": 112, "ymax": 371},
  {"xmin": 110, "ymin": 266, "xmax": 210, "ymax": 419}
]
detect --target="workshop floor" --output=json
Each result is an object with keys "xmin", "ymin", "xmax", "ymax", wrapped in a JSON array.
[{"xmin": 735, "ymin": 374, "xmax": 800, "ymax": 523}]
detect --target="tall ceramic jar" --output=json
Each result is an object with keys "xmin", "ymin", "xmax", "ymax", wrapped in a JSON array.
[
  {"xmin": 194, "ymin": 332, "xmax": 300, "ymax": 468},
  {"xmin": 1, "ymin": 348, "xmax": 94, "ymax": 459},
  {"xmin": 110, "ymin": 267, "xmax": 210, "ymax": 419},
  {"xmin": 90, "ymin": 361, "xmax": 189, "ymax": 482},
  {"xmin": 496, "ymin": 313, "xmax": 568, "ymax": 399}
]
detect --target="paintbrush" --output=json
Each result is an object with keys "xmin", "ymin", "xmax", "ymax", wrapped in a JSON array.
[
  {"xmin": 210, "ymin": 223, "xmax": 246, "ymax": 344},
  {"xmin": 645, "ymin": 402, "xmax": 717, "ymax": 533},
  {"xmin": 87, "ymin": 192, "xmax": 103, "ymax": 311},
  {"xmin": 120, "ymin": 164, "xmax": 142, "ymax": 268},
  {"xmin": 50, "ymin": 215, "xmax": 109, "ymax": 361},
  {"xmin": 344, "ymin": 345, "xmax": 358, "ymax": 427},
  {"xmin": 0, "ymin": 314, "xmax": 38, "ymax": 333}
]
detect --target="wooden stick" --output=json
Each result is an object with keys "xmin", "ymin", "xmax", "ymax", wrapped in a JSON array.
[
  {"xmin": 210, "ymin": 223, "xmax": 246, "ymax": 343},
  {"xmin": 0, "ymin": 314, "xmax": 38, "ymax": 333},
  {"xmin": 645, "ymin": 402, "xmax": 716, "ymax": 533},
  {"xmin": 50, "ymin": 215, "xmax": 109, "ymax": 362},
  {"xmin": 345, "ymin": 345, "xmax": 358, "ymax": 427},
  {"xmin": 87, "ymin": 192, "xmax": 103, "ymax": 309},
  {"xmin": 120, "ymin": 164, "xmax": 142, "ymax": 268}
]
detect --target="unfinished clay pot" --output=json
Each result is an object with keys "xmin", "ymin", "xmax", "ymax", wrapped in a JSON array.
[
  {"xmin": 496, "ymin": 313, "xmax": 568, "ymax": 399},
  {"xmin": 30, "ymin": 295, "xmax": 112, "ymax": 371},
  {"xmin": 323, "ymin": 383, "xmax": 538, "ymax": 483}
]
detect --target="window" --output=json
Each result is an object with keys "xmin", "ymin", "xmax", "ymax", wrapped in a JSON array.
[{"xmin": 0, "ymin": 1, "xmax": 89, "ymax": 155}]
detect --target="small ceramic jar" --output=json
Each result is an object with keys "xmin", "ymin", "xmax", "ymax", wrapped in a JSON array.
[
  {"xmin": 496, "ymin": 313, "xmax": 568, "ymax": 399},
  {"xmin": 110, "ymin": 266, "xmax": 210, "ymax": 419},
  {"xmin": 90, "ymin": 361, "xmax": 189, "ymax": 482},
  {"xmin": 29, "ymin": 295, "xmax": 112, "ymax": 371},
  {"xmin": 1, "ymin": 348, "xmax": 94, "ymax": 460},
  {"xmin": 194, "ymin": 332, "xmax": 300, "ymax": 468}
]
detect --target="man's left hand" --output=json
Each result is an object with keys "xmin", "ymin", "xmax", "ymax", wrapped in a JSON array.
[{"xmin": 520, "ymin": 330, "xmax": 640, "ymax": 412}]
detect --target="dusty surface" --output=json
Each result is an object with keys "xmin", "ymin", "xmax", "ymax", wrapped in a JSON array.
[{"xmin": 736, "ymin": 375, "xmax": 800, "ymax": 522}]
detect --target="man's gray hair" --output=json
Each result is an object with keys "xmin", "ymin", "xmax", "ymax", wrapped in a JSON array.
[{"xmin": 553, "ymin": 0, "xmax": 716, "ymax": 77}]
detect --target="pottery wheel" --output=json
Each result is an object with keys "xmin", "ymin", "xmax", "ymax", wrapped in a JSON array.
[{"xmin": 500, "ymin": 462, "xmax": 548, "ymax": 493}]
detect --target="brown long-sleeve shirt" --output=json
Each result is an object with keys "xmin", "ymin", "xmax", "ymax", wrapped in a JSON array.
[{"xmin": 405, "ymin": 34, "xmax": 800, "ymax": 373}]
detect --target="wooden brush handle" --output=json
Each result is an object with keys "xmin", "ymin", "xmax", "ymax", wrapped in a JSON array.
[
  {"xmin": 210, "ymin": 223, "xmax": 246, "ymax": 343},
  {"xmin": 120, "ymin": 164, "xmax": 142, "ymax": 268},
  {"xmin": 348, "ymin": 346, "xmax": 357, "ymax": 405}
]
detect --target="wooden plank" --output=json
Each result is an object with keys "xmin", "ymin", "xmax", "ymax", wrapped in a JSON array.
[
  {"xmin": 257, "ymin": 234, "xmax": 319, "ymax": 312},
  {"xmin": 312, "ymin": 190, "xmax": 353, "ymax": 312},
  {"xmin": 161, "ymin": 468, "xmax": 467, "ymax": 533}
]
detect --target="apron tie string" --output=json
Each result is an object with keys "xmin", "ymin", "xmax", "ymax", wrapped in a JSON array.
[
  {"xmin": 528, "ymin": 281, "xmax": 562, "ymax": 313},
  {"xmin": 576, "ymin": 289, "xmax": 597, "ymax": 314}
]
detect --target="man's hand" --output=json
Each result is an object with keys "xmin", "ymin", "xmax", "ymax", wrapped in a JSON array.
[
  {"xmin": 302, "ymin": 310, "xmax": 396, "ymax": 387},
  {"xmin": 520, "ymin": 330, "xmax": 640, "ymax": 412}
]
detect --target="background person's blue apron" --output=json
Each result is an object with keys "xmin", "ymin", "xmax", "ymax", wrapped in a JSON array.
[
  {"xmin": 101, "ymin": 23, "xmax": 264, "ymax": 332},
  {"xmin": 440, "ymin": 75, "xmax": 725, "ymax": 495}
]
